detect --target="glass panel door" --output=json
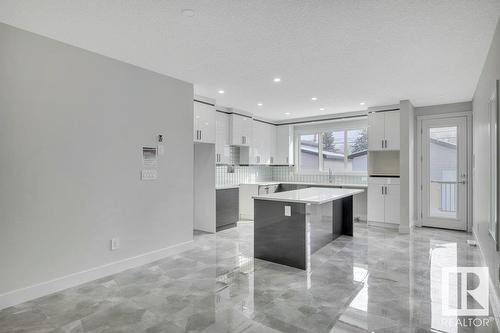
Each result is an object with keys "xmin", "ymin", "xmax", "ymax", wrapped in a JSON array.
[{"xmin": 420, "ymin": 117, "xmax": 468, "ymax": 230}]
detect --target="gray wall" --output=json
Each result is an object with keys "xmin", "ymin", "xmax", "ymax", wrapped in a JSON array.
[
  {"xmin": 0, "ymin": 23, "xmax": 194, "ymax": 294},
  {"xmin": 194, "ymin": 143, "xmax": 215, "ymax": 233},
  {"xmin": 400, "ymin": 100, "xmax": 416, "ymax": 232},
  {"xmin": 472, "ymin": 18, "xmax": 500, "ymax": 299}
]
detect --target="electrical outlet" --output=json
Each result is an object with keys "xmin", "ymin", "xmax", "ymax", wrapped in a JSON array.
[
  {"xmin": 284, "ymin": 206, "xmax": 291, "ymax": 217},
  {"xmin": 110, "ymin": 237, "xmax": 120, "ymax": 251}
]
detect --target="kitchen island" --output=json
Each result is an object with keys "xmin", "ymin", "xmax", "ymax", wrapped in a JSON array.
[{"xmin": 253, "ymin": 187, "xmax": 363, "ymax": 270}]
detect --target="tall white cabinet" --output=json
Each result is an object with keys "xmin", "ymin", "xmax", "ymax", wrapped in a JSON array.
[
  {"xmin": 194, "ymin": 101, "xmax": 216, "ymax": 144},
  {"xmin": 367, "ymin": 109, "xmax": 401, "ymax": 227},
  {"xmin": 368, "ymin": 110, "xmax": 400, "ymax": 151}
]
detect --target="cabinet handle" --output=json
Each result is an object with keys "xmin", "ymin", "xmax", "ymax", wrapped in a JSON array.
[
  {"xmin": 381, "ymin": 187, "xmax": 384, "ymax": 195},
  {"xmin": 381, "ymin": 140, "xmax": 384, "ymax": 149},
  {"xmin": 384, "ymin": 139, "xmax": 387, "ymax": 148},
  {"xmin": 200, "ymin": 131, "xmax": 202, "ymax": 141}
]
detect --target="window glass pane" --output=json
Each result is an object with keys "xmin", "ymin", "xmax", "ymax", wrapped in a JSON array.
[
  {"xmin": 300, "ymin": 134, "xmax": 319, "ymax": 170},
  {"xmin": 429, "ymin": 126, "xmax": 457, "ymax": 219},
  {"xmin": 347, "ymin": 129, "xmax": 368, "ymax": 172},
  {"xmin": 322, "ymin": 131, "xmax": 344, "ymax": 171}
]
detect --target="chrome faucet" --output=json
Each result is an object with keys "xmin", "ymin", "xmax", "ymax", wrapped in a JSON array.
[{"xmin": 328, "ymin": 168, "xmax": 333, "ymax": 183}]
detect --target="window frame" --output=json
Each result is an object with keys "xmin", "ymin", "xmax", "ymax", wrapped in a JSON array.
[{"xmin": 295, "ymin": 124, "xmax": 368, "ymax": 175}]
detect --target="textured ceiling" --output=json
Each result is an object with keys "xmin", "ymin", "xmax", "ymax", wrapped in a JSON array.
[{"xmin": 0, "ymin": 1, "xmax": 499, "ymax": 120}]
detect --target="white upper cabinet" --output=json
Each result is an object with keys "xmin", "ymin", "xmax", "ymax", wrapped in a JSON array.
[
  {"xmin": 368, "ymin": 112, "xmax": 385, "ymax": 151},
  {"xmin": 230, "ymin": 114, "xmax": 252, "ymax": 147},
  {"xmin": 251, "ymin": 120, "xmax": 277, "ymax": 165},
  {"xmin": 215, "ymin": 112, "xmax": 230, "ymax": 164},
  {"xmin": 268, "ymin": 124, "xmax": 276, "ymax": 165},
  {"xmin": 194, "ymin": 101, "xmax": 216, "ymax": 144},
  {"xmin": 384, "ymin": 111, "xmax": 400, "ymax": 150},
  {"xmin": 368, "ymin": 110, "xmax": 400, "ymax": 151},
  {"xmin": 275, "ymin": 125, "xmax": 294, "ymax": 165}
]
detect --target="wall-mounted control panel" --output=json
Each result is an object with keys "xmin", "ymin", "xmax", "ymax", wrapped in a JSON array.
[{"xmin": 141, "ymin": 169, "xmax": 158, "ymax": 180}]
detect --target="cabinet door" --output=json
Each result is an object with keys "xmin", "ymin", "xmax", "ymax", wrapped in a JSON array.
[
  {"xmin": 258, "ymin": 122, "xmax": 272, "ymax": 164},
  {"xmin": 241, "ymin": 116, "xmax": 252, "ymax": 147},
  {"xmin": 215, "ymin": 112, "xmax": 230, "ymax": 163},
  {"xmin": 251, "ymin": 120, "xmax": 263, "ymax": 164},
  {"xmin": 384, "ymin": 111, "xmax": 400, "ymax": 150},
  {"xmin": 367, "ymin": 184, "xmax": 385, "ymax": 222},
  {"xmin": 384, "ymin": 184, "xmax": 400, "ymax": 224},
  {"xmin": 268, "ymin": 124, "xmax": 276, "ymax": 164},
  {"xmin": 275, "ymin": 125, "xmax": 293, "ymax": 165},
  {"xmin": 231, "ymin": 114, "xmax": 252, "ymax": 146},
  {"xmin": 194, "ymin": 102, "xmax": 215, "ymax": 144},
  {"xmin": 368, "ymin": 112, "xmax": 385, "ymax": 151}
]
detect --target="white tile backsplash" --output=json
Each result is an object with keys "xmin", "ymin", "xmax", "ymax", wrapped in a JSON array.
[
  {"xmin": 216, "ymin": 165, "xmax": 367, "ymax": 187},
  {"xmin": 216, "ymin": 165, "xmax": 272, "ymax": 187}
]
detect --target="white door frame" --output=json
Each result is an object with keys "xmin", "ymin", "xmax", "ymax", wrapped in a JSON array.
[{"xmin": 416, "ymin": 112, "xmax": 473, "ymax": 231}]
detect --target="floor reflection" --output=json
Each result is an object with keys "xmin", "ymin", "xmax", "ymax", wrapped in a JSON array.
[{"xmin": 0, "ymin": 223, "xmax": 498, "ymax": 332}]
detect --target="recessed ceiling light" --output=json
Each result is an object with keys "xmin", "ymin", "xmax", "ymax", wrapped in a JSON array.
[
  {"xmin": 218, "ymin": 90, "xmax": 225, "ymax": 94},
  {"xmin": 311, "ymin": 97, "xmax": 318, "ymax": 101},
  {"xmin": 360, "ymin": 102, "xmax": 366, "ymax": 105},
  {"xmin": 273, "ymin": 77, "xmax": 281, "ymax": 83},
  {"xmin": 284, "ymin": 112, "xmax": 291, "ymax": 116},
  {"xmin": 181, "ymin": 9, "xmax": 195, "ymax": 17},
  {"xmin": 257, "ymin": 103, "xmax": 263, "ymax": 107},
  {"xmin": 319, "ymin": 108, "xmax": 325, "ymax": 111}
]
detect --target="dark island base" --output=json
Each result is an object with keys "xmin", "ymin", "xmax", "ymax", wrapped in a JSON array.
[{"xmin": 254, "ymin": 196, "xmax": 353, "ymax": 270}]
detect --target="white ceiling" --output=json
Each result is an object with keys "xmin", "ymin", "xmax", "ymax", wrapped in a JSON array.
[{"xmin": 1, "ymin": 1, "xmax": 499, "ymax": 121}]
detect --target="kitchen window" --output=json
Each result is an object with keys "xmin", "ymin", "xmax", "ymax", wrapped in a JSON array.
[
  {"xmin": 299, "ymin": 134, "xmax": 320, "ymax": 171},
  {"xmin": 297, "ymin": 126, "xmax": 368, "ymax": 174}
]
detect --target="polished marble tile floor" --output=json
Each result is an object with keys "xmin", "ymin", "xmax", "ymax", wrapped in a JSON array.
[{"xmin": 1, "ymin": 222, "xmax": 498, "ymax": 333}]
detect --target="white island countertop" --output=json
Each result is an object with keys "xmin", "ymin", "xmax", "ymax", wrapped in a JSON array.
[{"xmin": 253, "ymin": 187, "xmax": 364, "ymax": 205}]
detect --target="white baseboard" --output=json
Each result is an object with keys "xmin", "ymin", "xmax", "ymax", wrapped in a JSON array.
[
  {"xmin": 367, "ymin": 220, "xmax": 400, "ymax": 230},
  {"xmin": 0, "ymin": 240, "xmax": 193, "ymax": 311},
  {"xmin": 472, "ymin": 229, "xmax": 500, "ymax": 328}
]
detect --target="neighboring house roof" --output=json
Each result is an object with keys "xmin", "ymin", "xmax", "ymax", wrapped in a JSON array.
[
  {"xmin": 301, "ymin": 141, "xmax": 368, "ymax": 160},
  {"xmin": 348, "ymin": 150, "xmax": 367, "ymax": 159},
  {"xmin": 430, "ymin": 138, "xmax": 456, "ymax": 149}
]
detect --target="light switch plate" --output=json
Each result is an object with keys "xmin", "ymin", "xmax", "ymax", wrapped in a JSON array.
[
  {"xmin": 284, "ymin": 206, "xmax": 291, "ymax": 217},
  {"xmin": 157, "ymin": 144, "xmax": 164, "ymax": 156},
  {"xmin": 110, "ymin": 237, "xmax": 120, "ymax": 250},
  {"xmin": 141, "ymin": 169, "xmax": 158, "ymax": 180}
]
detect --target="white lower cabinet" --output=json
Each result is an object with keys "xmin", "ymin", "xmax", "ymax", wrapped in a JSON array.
[
  {"xmin": 367, "ymin": 177, "xmax": 400, "ymax": 226},
  {"xmin": 384, "ymin": 182, "xmax": 400, "ymax": 224}
]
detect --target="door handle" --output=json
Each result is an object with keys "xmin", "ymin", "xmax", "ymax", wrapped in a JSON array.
[{"xmin": 459, "ymin": 180, "xmax": 467, "ymax": 184}]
